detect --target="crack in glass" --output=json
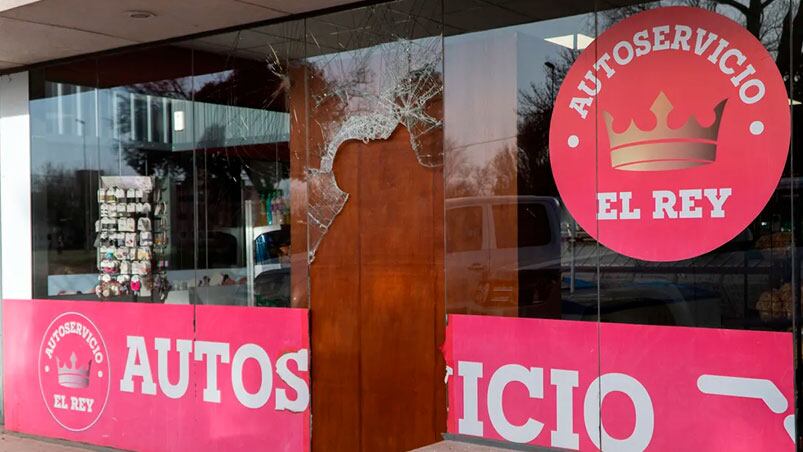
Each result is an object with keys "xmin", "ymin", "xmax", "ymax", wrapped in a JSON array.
[{"xmin": 303, "ymin": 35, "xmax": 443, "ymax": 262}]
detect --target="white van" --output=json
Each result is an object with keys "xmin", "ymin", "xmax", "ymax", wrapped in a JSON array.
[{"xmin": 445, "ymin": 195, "xmax": 561, "ymax": 317}]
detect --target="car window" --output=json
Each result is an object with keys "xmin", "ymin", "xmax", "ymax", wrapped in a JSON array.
[
  {"xmin": 495, "ymin": 203, "xmax": 550, "ymax": 248},
  {"xmin": 446, "ymin": 206, "xmax": 483, "ymax": 252}
]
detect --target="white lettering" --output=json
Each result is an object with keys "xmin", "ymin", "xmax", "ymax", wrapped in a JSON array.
[
  {"xmin": 719, "ymin": 48, "xmax": 745, "ymax": 75},
  {"xmin": 731, "ymin": 64, "xmax": 756, "ymax": 87},
  {"xmin": 194, "ymin": 340, "xmax": 230, "ymax": 403},
  {"xmin": 704, "ymin": 188, "xmax": 732, "ymax": 218},
  {"xmin": 231, "ymin": 343, "xmax": 273, "ymax": 409},
  {"xmin": 619, "ymin": 191, "xmax": 641, "ymax": 220},
  {"xmin": 694, "ymin": 29, "xmax": 717, "ymax": 56},
  {"xmin": 458, "ymin": 361, "xmax": 484, "ymax": 436},
  {"xmin": 578, "ymin": 71, "xmax": 601, "ymax": 96},
  {"xmin": 653, "ymin": 25, "xmax": 670, "ymax": 51},
  {"xmin": 670, "ymin": 25, "xmax": 692, "ymax": 50},
  {"xmin": 488, "ymin": 365, "xmax": 544, "ymax": 444},
  {"xmin": 551, "ymin": 369, "xmax": 579, "ymax": 450},
  {"xmin": 707, "ymin": 38, "xmax": 730, "ymax": 65},
  {"xmin": 597, "ymin": 192, "xmax": 618, "ymax": 220},
  {"xmin": 570, "ymin": 97, "xmax": 593, "ymax": 119},
  {"xmin": 739, "ymin": 79, "xmax": 765, "ymax": 104},
  {"xmin": 276, "ymin": 349, "xmax": 310, "ymax": 412},
  {"xmin": 120, "ymin": 336, "xmax": 156, "ymax": 395},
  {"xmin": 679, "ymin": 189, "xmax": 703, "ymax": 218},
  {"xmin": 594, "ymin": 53, "xmax": 616, "ymax": 79},
  {"xmin": 652, "ymin": 190, "xmax": 678, "ymax": 219},
  {"xmin": 633, "ymin": 30, "xmax": 651, "ymax": 56},
  {"xmin": 154, "ymin": 338, "xmax": 192, "ymax": 399},
  {"xmin": 584, "ymin": 373, "xmax": 654, "ymax": 451},
  {"xmin": 613, "ymin": 41, "xmax": 635, "ymax": 66}
]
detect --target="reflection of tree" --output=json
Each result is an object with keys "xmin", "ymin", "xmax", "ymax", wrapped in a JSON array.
[
  {"xmin": 515, "ymin": 0, "xmax": 801, "ymax": 201},
  {"xmin": 33, "ymin": 163, "xmax": 97, "ymax": 272},
  {"xmin": 517, "ymin": 48, "xmax": 576, "ymax": 198},
  {"xmin": 445, "ymin": 140, "xmax": 520, "ymax": 198}
]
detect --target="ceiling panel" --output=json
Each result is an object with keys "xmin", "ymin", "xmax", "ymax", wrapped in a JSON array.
[
  {"xmin": 0, "ymin": 0, "xmax": 358, "ymax": 70},
  {"xmin": 0, "ymin": 0, "xmax": 285, "ymax": 42},
  {"xmin": 193, "ymin": 29, "xmax": 291, "ymax": 50},
  {"xmin": 0, "ymin": 0, "xmax": 654, "ymax": 72},
  {"xmin": 235, "ymin": 0, "xmax": 355, "ymax": 14},
  {"xmin": 0, "ymin": 16, "xmax": 135, "ymax": 64}
]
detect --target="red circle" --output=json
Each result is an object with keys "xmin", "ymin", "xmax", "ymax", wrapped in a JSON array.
[
  {"xmin": 549, "ymin": 7, "xmax": 790, "ymax": 261},
  {"xmin": 38, "ymin": 312, "xmax": 111, "ymax": 432}
]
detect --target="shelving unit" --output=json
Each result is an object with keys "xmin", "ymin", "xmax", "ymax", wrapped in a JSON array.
[
  {"xmin": 253, "ymin": 224, "xmax": 282, "ymax": 238},
  {"xmin": 95, "ymin": 175, "xmax": 168, "ymax": 301},
  {"xmin": 244, "ymin": 200, "xmax": 290, "ymax": 307}
]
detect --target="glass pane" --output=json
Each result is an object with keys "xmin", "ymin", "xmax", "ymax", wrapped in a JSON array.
[
  {"xmin": 180, "ymin": 20, "xmax": 304, "ymax": 307},
  {"xmin": 443, "ymin": 1, "xmax": 599, "ymax": 320},
  {"xmin": 94, "ymin": 47, "xmax": 195, "ymax": 303},
  {"xmin": 591, "ymin": 1, "xmax": 796, "ymax": 450},
  {"xmin": 305, "ymin": 1, "xmax": 445, "ymax": 449},
  {"xmin": 442, "ymin": 1, "xmax": 603, "ymax": 450},
  {"xmin": 30, "ymin": 46, "xmax": 196, "ymax": 303},
  {"xmin": 447, "ymin": 206, "xmax": 484, "ymax": 252},
  {"xmin": 30, "ymin": 61, "xmax": 101, "ymax": 299}
]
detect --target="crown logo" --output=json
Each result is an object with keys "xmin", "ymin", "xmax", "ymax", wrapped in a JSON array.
[
  {"xmin": 57, "ymin": 352, "xmax": 91, "ymax": 389},
  {"xmin": 604, "ymin": 92, "xmax": 727, "ymax": 171}
]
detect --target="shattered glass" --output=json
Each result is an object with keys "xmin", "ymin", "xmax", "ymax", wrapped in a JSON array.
[{"xmin": 302, "ymin": 1, "xmax": 444, "ymax": 261}]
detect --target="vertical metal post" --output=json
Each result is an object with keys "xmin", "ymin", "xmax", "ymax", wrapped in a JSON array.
[{"xmin": 245, "ymin": 200, "xmax": 255, "ymax": 307}]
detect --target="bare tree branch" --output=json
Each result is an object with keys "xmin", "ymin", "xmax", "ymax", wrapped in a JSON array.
[{"xmin": 716, "ymin": 0, "xmax": 750, "ymax": 14}]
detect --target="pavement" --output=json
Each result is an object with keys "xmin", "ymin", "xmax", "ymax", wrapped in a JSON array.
[
  {"xmin": 0, "ymin": 432, "xmax": 513, "ymax": 452},
  {"xmin": 412, "ymin": 440, "xmax": 516, "ymax": 451},
  {"xmin": 0, "ymin": 429, "xmax": 107, "ymax": 452}
]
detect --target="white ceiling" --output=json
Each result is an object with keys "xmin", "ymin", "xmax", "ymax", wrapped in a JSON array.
[{"xmin": 0, "ymin": 0, "xmax": 356, "ymax": 70}]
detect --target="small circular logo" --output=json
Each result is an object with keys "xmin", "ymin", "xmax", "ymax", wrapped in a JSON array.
[
  {"xmin": 38, "ymin": 312, "xmax": 111, "ymax": 431},
  {"xmin": 549, "ymin": 7, "xmax": 790, "ymax": 261}
]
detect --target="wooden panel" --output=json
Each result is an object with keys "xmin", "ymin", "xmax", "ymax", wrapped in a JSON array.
[
  {"xmin": 432, "ymin": 153, "xmax": 447, "ymax": 439},
  {"xmin": 289, "ymin": 65, "xmax": 309, "ymax": 309},
  {"xmin": 358, "ymin": 125, "xmax": 442, "ymax": 451},
  {"xmin": 309, "ymin": 137, "xmax": 363, "ymax": 451},
  {"xmin": 291, "ymin": 67, "xmax": 446, "ymax": 450}
]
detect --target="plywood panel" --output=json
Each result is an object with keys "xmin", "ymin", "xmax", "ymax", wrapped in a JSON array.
[
  {"xmin": 357, "ymin": 125, "xmax": 443, "ymax": 451},
  {"xmin": 308, "ymin": 137, "xmax": 363, "ymax": 451},
  {"xmin": 292, "ymin": 64, "xmax": 446, "ymax": 452}
]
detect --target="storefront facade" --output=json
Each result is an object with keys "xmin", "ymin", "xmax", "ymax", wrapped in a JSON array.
[{"xmin": 0, "ymin": 0, "xmax": 801, "ymax": 450}]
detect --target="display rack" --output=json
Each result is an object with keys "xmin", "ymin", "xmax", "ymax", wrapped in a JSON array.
[
  {"xmin": 244, "ymin": 193, "xmax": 290, "ymax": 307},
  {"xmin": 94, "ymin": 176, "xmax": 169, "ymax": 301}
]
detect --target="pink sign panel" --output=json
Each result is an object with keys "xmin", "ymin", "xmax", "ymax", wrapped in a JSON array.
[
  {"xmin": 3, "ymin": 299, "xmax": 310, "ymax": 452},
  {"xmin": 444, "ymin": 315, "xmax": 794, "ymax": 451},
  {"xmin": 549, "ymin": 6, "xmax": 790, "ymax": 261}
]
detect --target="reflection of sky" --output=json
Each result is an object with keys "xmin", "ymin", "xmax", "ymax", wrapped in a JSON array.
[
  {"xmin": 29, "ymin": 12, "xmax": 590, "ymax": 175},
  {"xmin": 32, "ymin": 4, "xmax": 769, "ymax": 176},
  {"xmin": 444, "ymin": 13, "xmax": 590, "ymax": 167},
  {"xmin": 31, "ymin": 69, "xmax": 286, "ymax": 176},
  {"xmin": 305, "ymin": 36, "xmax": 442, "ymax": 116}
]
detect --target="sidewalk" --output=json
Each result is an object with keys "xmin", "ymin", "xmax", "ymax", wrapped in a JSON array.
[{"xmin": 0, "ymin": 429, "xmax": 106, "ymax": 451}]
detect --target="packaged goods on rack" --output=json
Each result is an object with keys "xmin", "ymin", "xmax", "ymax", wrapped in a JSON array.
[
  {"xmin": 755, "ymin": 282, "xmax": 799, "ymax": 321},
  {"xmin": 94, "ymin": 176, "xmax": 170, "ymax": 301}
]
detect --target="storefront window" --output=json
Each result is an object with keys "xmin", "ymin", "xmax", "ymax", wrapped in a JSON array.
[
  {"xmin": 30, "ymin": 31, "xmax": 303, "ymax": 307},
  {"xmin": 22, "ymin": 0, "xmax": 803, "ymax": 449},
  {"xmin": 442, "ymin": 0, "xmax": 799, "ymax": 332}
]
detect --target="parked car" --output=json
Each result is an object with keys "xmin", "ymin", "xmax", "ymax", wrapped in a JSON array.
[{"xmin": 446, "ymin": 195, "xmax": 562, "ymax": 317}]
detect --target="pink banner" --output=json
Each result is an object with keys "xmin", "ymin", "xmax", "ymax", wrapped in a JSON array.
[
  {"xmin": 3, "ymin": 299, "xmax": 310, "ymax": 452},
  {"xmin": 444, "ymin": 315, "xmax": 794, "ymax": 451}
]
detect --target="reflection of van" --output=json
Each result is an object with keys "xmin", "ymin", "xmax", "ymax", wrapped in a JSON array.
[{"xmin": 445, "ymin": 196, "xmax": 561, "ymax": 317}]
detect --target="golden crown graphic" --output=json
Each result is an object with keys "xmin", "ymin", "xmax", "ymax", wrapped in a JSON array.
[
  {"xmin": 604, "ymin": 92, "xmax": 727, "ymax": 171},
  {"xmin": 57, "ymin": 352, "xmax": 91, "ymax": 389}
]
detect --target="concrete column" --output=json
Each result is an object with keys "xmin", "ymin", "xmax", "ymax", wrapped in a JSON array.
[{"xmin": 0, "ymin": 71, "xmax": 32, "ymax": 422}]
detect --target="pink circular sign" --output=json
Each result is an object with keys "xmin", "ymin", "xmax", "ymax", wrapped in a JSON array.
[
  {"xmin": 549, "ymin": 6, "xmax": 790, "ymax": 261},
  {"xmin": 38, "ymin": 312, "xmax": 110, "ymax": 431}
]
